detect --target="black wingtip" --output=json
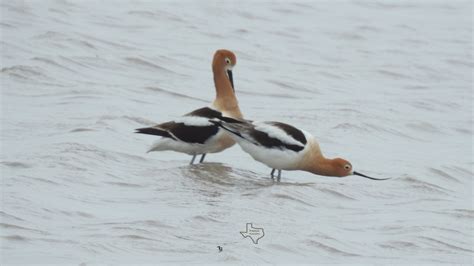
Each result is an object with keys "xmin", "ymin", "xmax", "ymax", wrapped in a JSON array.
[
  {"xmin": 209, "ymin": 119, "xmax": 221, "ymax": 126},
  {"xmin": 209, "ymin": 119, "xmax": 244, "ymax": 139},
  {"xmin": 220, "ymin": 116, "xmax": 244, "ymax": 123},
  {"xmin": 135, "ymin": 127, "xmax": 156, "ymax": 134},
  {"xmin": 135, "ymin": 127, "xmax": 173, "ymax": 139}
]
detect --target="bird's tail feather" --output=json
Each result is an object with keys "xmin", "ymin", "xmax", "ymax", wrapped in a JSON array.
[
  {"xmin": 209, "ymin": 117, "xmax": 246, "ymax": 139},
  {"xmin": 135, "ymin": 127, "xmax": 175, "ymax": 140}
]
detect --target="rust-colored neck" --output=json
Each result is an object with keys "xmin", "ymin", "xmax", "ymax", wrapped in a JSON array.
[
  {"xmin": 213, "ymin": 67, "xmax": 234, "ymax": 99},
  {"xmin": 212, "ymin": 66, "xmax": 242, "ymax": 119},
  {"xmin": 299, "ymin": 139, "xmax": 340, "ymax": 177},
  {"xmin": 309, "ymin": 158, "xmax": 341, "ymax": 177},
  {"xmin": 210, "ymin": 50, "xmax": 242, "ymax": 119}
]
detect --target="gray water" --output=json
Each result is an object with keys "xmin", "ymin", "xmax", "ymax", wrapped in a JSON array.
[{"xmin": 1, "ymin": 0, "xmax": 473, "ymax": 264}]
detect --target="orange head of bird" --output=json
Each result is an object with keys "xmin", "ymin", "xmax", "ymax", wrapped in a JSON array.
[{"xmin": 212, "ymin": 49, "xmax": 237, "ymax": 90}]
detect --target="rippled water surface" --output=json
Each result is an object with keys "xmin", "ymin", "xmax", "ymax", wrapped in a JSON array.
[{"xmin": 1, "ymin": 0, "xmax": 473, "ymax": 264}]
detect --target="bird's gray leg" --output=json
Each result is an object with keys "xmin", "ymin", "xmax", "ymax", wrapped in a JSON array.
[
  {"xmin": 277, "ymin": 170, "xmax": 282, "ymax": 181},
  {"xmin": 199, "ymin": 153, "xmax": 206, "ymax": 163},
  {"xmin": 270, "ymin": 169, "xmax": 275, "ymax": 179},
  {"xmin": 189, "ymin": 155, "xmax": 197, "ymax": 165}
]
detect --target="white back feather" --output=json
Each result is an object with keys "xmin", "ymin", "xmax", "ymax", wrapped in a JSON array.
[{"xmin": 253, "ymin": 122, "xmax": 306, "ymax": 146}]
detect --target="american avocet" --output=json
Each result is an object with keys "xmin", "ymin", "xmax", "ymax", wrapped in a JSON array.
[
  {"xmin": 210, "ymin": 119, "xmax": 388, "ymax": 181},
  {"xmin": 136, "ymin": 50, "xmax": 243, "ymax": 164}
]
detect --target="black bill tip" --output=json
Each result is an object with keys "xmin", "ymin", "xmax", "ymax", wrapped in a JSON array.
[
  {"xmin": 227, "ymin": 69, "xmax": 234, "ymax": 91},
  {"xmin": 353, "ymin": 171, "xmax": 390, "ymax": 181}
]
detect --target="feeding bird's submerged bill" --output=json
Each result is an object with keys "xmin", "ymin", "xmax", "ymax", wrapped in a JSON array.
[
  {"xmin": 135, "ymin": 50, "xmax": 243, "ymax": 164},
  {"xmin": 210, "ymin": 118, "xmax": 389, "ymax": 181}
]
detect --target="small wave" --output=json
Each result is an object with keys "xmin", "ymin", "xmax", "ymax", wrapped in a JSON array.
[
  {"xmin": 445, "ymin": 59, "xmax": 474, "ymax": 68},
  {"xmin": 269, "ymin": 30, "xmax": 300, "ymax": 39},
  {"xmin": 0, "ymin": 161, "xmax": 32, "ymax": 168},
  {"xmin": 128, "ymin": 10, "xmax": 185, "ymax": 23},
  {"xmin": 383, "ymin": 49, "xmax": 411, "ymax": 55},
  {"xmin": 386, "ymin": 198, "xmax": 448, "ymax": 206},
  {"xmin": 451, "ymin": 209, "xmax": 474, "ymax": 219},
  {"xmin": 104, "ymin": 181, "xmax": 144, "ymax": 188},
  {"xmin": 55, "ymin": 211, "xmax": 95, "ymax": 219},
  {"xmin": 138, "ymin": 220, "xmax": 176, "ymax": 229},
  {"xmin": 2, "ymin": 235, "xmax": 29, "ymax": 242},
  {"xmin": 427, "ymin": 209, "xmax": 474, "ymax": 220},
  {"xmin": 403, "ymin": 85, "xmax": 430, "ymax": 90},
  {"xmin": 273, "ymin": 181, "xmax": 316, "ymax": 187},
  {"xmin": 303, "ymin": 239, "xmax": 359, "ymax": 256},
  {"xmin": 92, "ymin": 21, "xmax": 151, "ymax": 30},
  {"xmin": 59, "ymin": 56, "xmax": 96, "ymax": 69},
  {"xmin": 362, "ymin": 123, "xmax": 424, "ymax": 141},
  {"xmin": 36, "ymin": 32, "xmax": 96, "ymax": 50},
  {"xmin": 1, "ymin": 65, "xmax": 51, "ymax": 81},
  {"xmin": 428, "ymin": 168, "xmax": 460, "ymax": 183},
  {"xmin": 448, "ymin": 166, "xmax": 473, "ymax": 178},
  {"xmin": 36, "ymin": 238, "xmax": 78, "ymax": 244},
  {"xmin": 376, "ymin": 69, "xmax": 413, "ymax": 80},
  {"xmin": 332, "ymin": 122, "xmax": 371, "ymax": 132},
  {"xmin": 201, "ymin": 32, "xmax": 224, "ymax": 39},
  {"xmin": 399, "ymin": 176, "xmax": 452, "ymax": 194},
  {"xmin": 235, "ymin": 10, "xmax": 271, "ymax": 21},
  {"xmin": 0, "ymin": 211, "xmax": 25, "ymax": 222},
  {"xmin": 418, "ymin": 236, "xmax": 473, "ymax": 253},
  {"xmin": 119, "ymin": 234, "xmax": 157, "ymax": 241},
  {"xmin": 271, "ymin": 193, "xmax": 315, "ymax": 207},
  {"xmin": 125, "ymin": 57, "xmax": 174, "ymax": 73},
  {"xmin": 329, "ymin": 32, "xmax": 366, "ymax": 41},
  {"xmin": 77, "ymin": 33, "xmax": 136, "ymax": 49},
  {"xmin": 28, "ymin": 176, "xmax": 62, "ymax": 186},
  {"xmin": 95, "ymin": 114, "xmax": 156, "ymax": 126},
  {"xmin": 127, "ymin": 10, "xmax": 161, "ymax": 20},
  {"xmin": 267, "ymin": 79, "xmax": 316, "ymax": 93},
  {"xmin": 80, "ymin": 241, "xmax": 117, "ymax": 254},
  {"xmin": 0, "ymin": 22, "xmax": 15, "ymax": 28},
  {"xmin": 355, "ymin": 25, "xmax": 380, "ymax": 32},
  {"xmin": 271, "ymin": 7, "xmax": 301, "ymax": 15},
  {"xmin": 144, "ymin": 86, "xmax": 207, "ymax": 102},
  {"xmin": 409, "ymin": 101, "xmax": 436, "ymax": 111},
  {"xmin": 33, "ymin": 31, "xmax": 67, "ymax": 40},
  {"xmin": 238, "ymin": 90, "xmax": 301, "ymax": 99},
  {"xmin": 32, "ymin": 57, "xmax": 79, "ymax": 73},
  {"xmin": 48, "ymin": 8, "xmax": 68, "ymax": 16},
  {"xmin": 234, "ymin": 28, "xmax": 249, "ymax": 34},
  {"xmin": 91, "ymin": 220, "xmax": 176, "ymax": 230},
  {"xmin": 191, "ymin": 215, "xmax": 223, "ymax": 224},
  {"xmin": 403, "ymin": 38, "xmax": 429, "ymax": 45},
  {"xmin": 318, "ymin": 188, "xmax": 355, "ymax": 200},
  {"xmin": 111, "ymin": 226, "xmax": 152, "ymax": 234},
  {"xmin": 316, "ymin": 70, "xmax": 345, "ymax": 79},
  {"xmin": 0, "ymin": 223, "xmax": 47, "ymax": 234},
  {"xmin": 69, "ymin": 128, "xmax": 96, "ymax": 133},
  {"xmin": 357, "ymin": 2, "xmax": 419, "ymax": 10},
  {"xmin": 454, "ymin": 127, "xmax": 472, "ymax": 135},
  {"xmin": 379, "ymin": 240, "xmax": 419, "ymax": 250},
  {"xmin": 2, "ymin": 2, "xmax": 36, "ymax": 16},
  {"xmin": 405, "ymin": 121, "xmax": 441, "ymax": 133},
  {"xmin": 123, "ymin": 115, "xmax": 157, "ymax": 125}
]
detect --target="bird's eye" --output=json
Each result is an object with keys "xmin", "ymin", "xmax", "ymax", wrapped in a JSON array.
[
  {"xmin": 225, "ymin": 58, "xmax": 231, "ymax": 64},
  {"xmin": 344, "ymin": 165, "xmax": 351, "ymax": 170}
]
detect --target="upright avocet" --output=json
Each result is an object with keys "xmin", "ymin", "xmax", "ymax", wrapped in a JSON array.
[
  {"xmin": 136, "ymin": 50, "xmax": 243, "ymax": 164},
  {"xmin": 211, "ymin": 119, "xmax": 388, "ymax": 180}
]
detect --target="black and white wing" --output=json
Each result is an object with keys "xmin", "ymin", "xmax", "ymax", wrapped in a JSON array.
[
  {"xmin": 136, "ymin": 107, "xmax": 224, "ymax": 144},
  {"xmin": 213, "ymin": 120, "xmax": 307, "ymax": 152}
]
